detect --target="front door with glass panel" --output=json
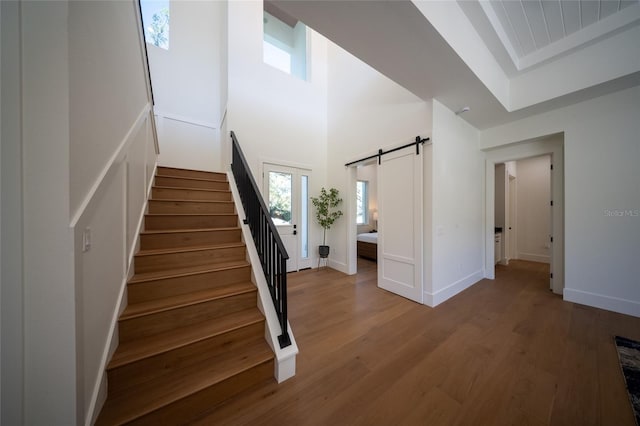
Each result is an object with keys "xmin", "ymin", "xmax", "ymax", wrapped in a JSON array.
[{"xmin": 263, "ymin": 164, "xmax": 311, "ymax": 272}]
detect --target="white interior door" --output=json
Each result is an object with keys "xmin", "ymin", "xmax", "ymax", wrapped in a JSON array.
[
  {"xmin": 377, "ymin": 148, "xmax": 423, "ymax": 303},
  {"xmin": 263, "ymin": 164, "xmax": 311, "ymax": 272}
]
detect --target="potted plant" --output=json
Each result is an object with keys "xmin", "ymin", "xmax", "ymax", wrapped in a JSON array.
[{"xmin": 310, "ymin": 187, "xmax": 343, "ymax": 259}]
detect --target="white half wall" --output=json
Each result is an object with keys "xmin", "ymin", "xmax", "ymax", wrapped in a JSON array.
[
  {"xmin": 427, "ymin": 100, "xmax": 485, "ymax": 306},
  {"xmin": 481, "ymin": 86, "xmax": 640, "ymax": 317},
  {"xmin": 155, "ymin": 112, "xmax": 220, "ymax": 172}
]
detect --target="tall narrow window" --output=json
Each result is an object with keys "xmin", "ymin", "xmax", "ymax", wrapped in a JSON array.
[
  {"xmin": 356, "ymin": 181, "xmax": 368, "ymax": 225},
  {"xmin": 268, "ymin": 171, "xmax": 293, "ymax": 225},
  {"xmin": 263, "ymin": 8, "xmax": 307, "ymax": 80},
  {"xmin": 301, "ymin": 175, "xmax": 309, "ymax": 259},
  {"xmin": 141, "ymin": 0, "xmax": 170, "ymax": 50}
]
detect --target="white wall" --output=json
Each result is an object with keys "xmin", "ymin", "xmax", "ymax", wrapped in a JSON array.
[
  {"xmin": 326, "ymin": 42, "xmax": 432, "ymax": 273},
  {"xmin": 227, "ymin": 0, "xmax": 329, "ymax": 263},
  {"xmin": 13, "ymin": 1, "xmax": 158, "ymax": 423},
  {"xmin": 428, "ymin": 100, "xmax": 485, "ymax": 306},
  {"xmin": 147, "ymin": 0, "xmax": 225, "ymax": 172},
  {"xmin": 515, "ymin": 155, "xmax": 551, "ymax": 263},
  {"xmin": 69, "ymin": 1, "xmax": 148, "ymax": 216},
  {"xmin": 69, "ymin": 2, "xmax": 158, "ymax": 422},
  {"xmin": 356, "ymin": 163, "xmax": 378, "ymax": 233},
  {"xmin": 1, "ymin": 1, "xmax": 24, "ymax": 424},
  {"xmin": 22, "ymin": 2, "xmax": 77, "ymax": 423},
  {"xmin": 494, "ymin": 163, "xmax": 506, "ymax": 230},
  {"xmin": 481, "ymin": 85, "xmax": 640, "ymax": 317},
  {"xmin": 73, "ymin": 108, "xmax": 156, "ymax": 425}
]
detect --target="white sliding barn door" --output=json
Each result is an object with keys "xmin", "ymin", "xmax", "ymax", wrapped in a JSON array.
[{"xmin": 377, "ymin": 148, "xmax": 423, "ymax": 303}]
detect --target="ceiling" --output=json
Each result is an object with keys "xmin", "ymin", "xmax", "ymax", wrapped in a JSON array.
[
  {"xmin": 264, "ymin": 0, "xmax": 299, "ymax": 28},
  {"xmin": 478, "ymin": 0, "xmax": 640, "ymax": 71},
  {"xmin": 270, "ymin": 0, "xmax": 640, "ymax": 129}
]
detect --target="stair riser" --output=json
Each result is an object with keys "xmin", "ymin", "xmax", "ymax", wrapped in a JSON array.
[
  {"xmin": 140, "ymin": 229, "xmax": 242, "ymax": 251},
  {"xmin": 134, "ymin": 246, "xmax": 246, "ymax": 274},
  {"xmin": 148, "ymin": 200, "xmax": 235, "ymax": 215},
  {"xmin": 151, "ymin": 187, "xmax": 231, "ymax": 202},
  {"xmin": 155, "ymin": 176, "xmax": 229, "ymax": 191},
  {"xmin": 128, "ymin": 267, "xmax": 252, "ymax": 304},
  {"xmin": 157, "ymin": 167, "xmax": 226, "ymax": 182},
  {"xmin": 145, "ymin": 214, "xmax": 238, "ymax": 230},
  {"xmin": 119, "ymin": 291, "xmax": 257, "ymax": 342},
  {"xmin": 127, "ymin": 359, "xmax": 274, "ymax": 426},
  {"xmin": 108, "ymin": 321, "xmax": 265, "ymax": 395}
]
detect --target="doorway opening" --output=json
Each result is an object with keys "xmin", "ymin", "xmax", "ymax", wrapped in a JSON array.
[
  {"xmin": 495, "ymin": 155, "xmax": 552, "ymax": 281},
  {"xmin": 484, "ymin": 134, "xmax": 564, "ymax": 294},
  {"xmin": 355, "ymin": 161, "xmax": 378, "ymax": 274},
  {"xmin": 345, "ymin": 140, "xmax": 426, "ymax": 304}
]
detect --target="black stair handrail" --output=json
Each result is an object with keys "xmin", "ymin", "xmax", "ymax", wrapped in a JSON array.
[{"xmin": 230, "ymin": 131, "xmax": 291, "ymax": 348}]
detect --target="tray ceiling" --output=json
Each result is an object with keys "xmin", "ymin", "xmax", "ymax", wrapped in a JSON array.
[{"xmin": 479, "ymin": 0, "xmax": 640, "ymax": 70}]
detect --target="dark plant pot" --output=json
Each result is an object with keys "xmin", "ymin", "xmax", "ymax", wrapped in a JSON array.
[{"xmin": 319, "ymin": 245, "xmax": 330, "ymax": 258}]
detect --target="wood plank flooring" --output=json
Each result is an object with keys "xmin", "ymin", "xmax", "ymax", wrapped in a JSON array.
[{"xmin": 194, "ymin": 259, "xmax": 640, "ymax": 425}]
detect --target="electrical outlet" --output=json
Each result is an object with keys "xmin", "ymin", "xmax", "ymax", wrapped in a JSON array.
[{"xmin": 82, "ymin": 227, "xmax": 92, "ymax": 252}]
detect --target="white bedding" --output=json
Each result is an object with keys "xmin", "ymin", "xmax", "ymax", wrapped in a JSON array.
[{"xmin": 357, "ymin": 232, "xmax": 378, "ymax": 244}]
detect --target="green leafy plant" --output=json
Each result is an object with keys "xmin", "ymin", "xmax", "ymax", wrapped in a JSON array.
[
  {"xmin": 147, "ymin": 8, "xmax": 170, "ymax": 49},
  {"xmin": 310, "ymin": 187, "xmax": 343, "ymax": 245}
]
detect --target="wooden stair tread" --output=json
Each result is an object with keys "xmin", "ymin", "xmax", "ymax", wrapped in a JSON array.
[
  {"xmin": 99, "ymin": 339, "xmax": 273, "ymax": 425},
  {"xmin": 149, "ymin": 199, "xmax": 234, "ymax": 204},
  {"xmin": 121, "ymin": 281, "xmax": 256, "ymax": 320},
  {"xmin": 128, "ymin": 260, "xmax": 250, "ymax": 284},
  {"xmin": 157, "ymin": 175, "xmax": 228, "ymax": 183},
  {"xmin": 135, "ymin": 242, "xmax": 245, "ymax": 257},
  {"xmin": 141, "ymin": 226, "xmax": 240, "ymax": 236},
  {"xmin": 146, "ymin": 212, "xmax": 236, "ymax": 217},
  {"xmin": 157, "ymin": 167, "xmax": 227, "ymax": 181},
  {"xmin": 108, "ymin": 307, "xmax": 265, "ymax": 369},
  {"xmin": 152, "ymin": 185, "xmax": 230, "ymax": 193}
]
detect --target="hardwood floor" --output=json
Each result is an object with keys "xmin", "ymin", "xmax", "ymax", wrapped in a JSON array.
[{"xmin": 194, "ymin": 259, "xmax": 640, "ymax": 425}]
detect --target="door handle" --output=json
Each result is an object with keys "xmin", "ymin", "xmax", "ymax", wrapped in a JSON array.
[
  {"xmin": 293, "ymin": 224, "xmax": 297, "ymax": 229},
  {"xmin": 293, "ymin": 230, "xmax": 297, "ymax": 235}
]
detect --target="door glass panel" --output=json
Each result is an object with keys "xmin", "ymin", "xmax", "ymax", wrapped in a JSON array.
[
  {"xmin": 268, "ymin": 171, "xmax": 292, "ymax": 225},
  {"xmin": 301, "ymin": 175, "xmax": 309, "ymax": 258}
]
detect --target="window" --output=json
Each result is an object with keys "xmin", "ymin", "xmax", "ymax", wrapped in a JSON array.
[
  {"xmin": 268, "ymin": 171, "xmax": 292, "ymax": 225},
  {"xmin": 141, "ymin": 0, "xmax": 170, "ymax": 50},
  {"xmin": 356, "ymin": 181, "xmax": 368, "ymax": 225},
  {"xmin": 263, "ymin": 40, "xmax": 291, "ymax": 74},
  {"xmin": 263, "ymin": 10, "xmax": 307, "ymax": 80}
]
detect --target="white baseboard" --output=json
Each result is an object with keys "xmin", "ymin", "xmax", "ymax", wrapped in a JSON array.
[
  {"xmin": 328, "ymin": 258, "xmax": 348, "ymax": 274},
  {"xmin": 424, "ymin": 270, "xmax": 484, "ymax": 307},
  {"xmin": 564, "ymin": 288, "xmax": 640, "ymax": 318},
  {"xmin": 517, "ymin": 252, "xmax": 550, "ymax": 264}
]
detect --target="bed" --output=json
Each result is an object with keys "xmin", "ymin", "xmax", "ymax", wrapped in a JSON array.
[{"xmin": 357, "ymin": 232, "xmax": 378, "ymax": 261}]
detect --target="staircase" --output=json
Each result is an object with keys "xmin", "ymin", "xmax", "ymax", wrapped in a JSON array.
[{"xmin": 96, "ymin": 166, "xmax": 275, "ymax": 425}]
